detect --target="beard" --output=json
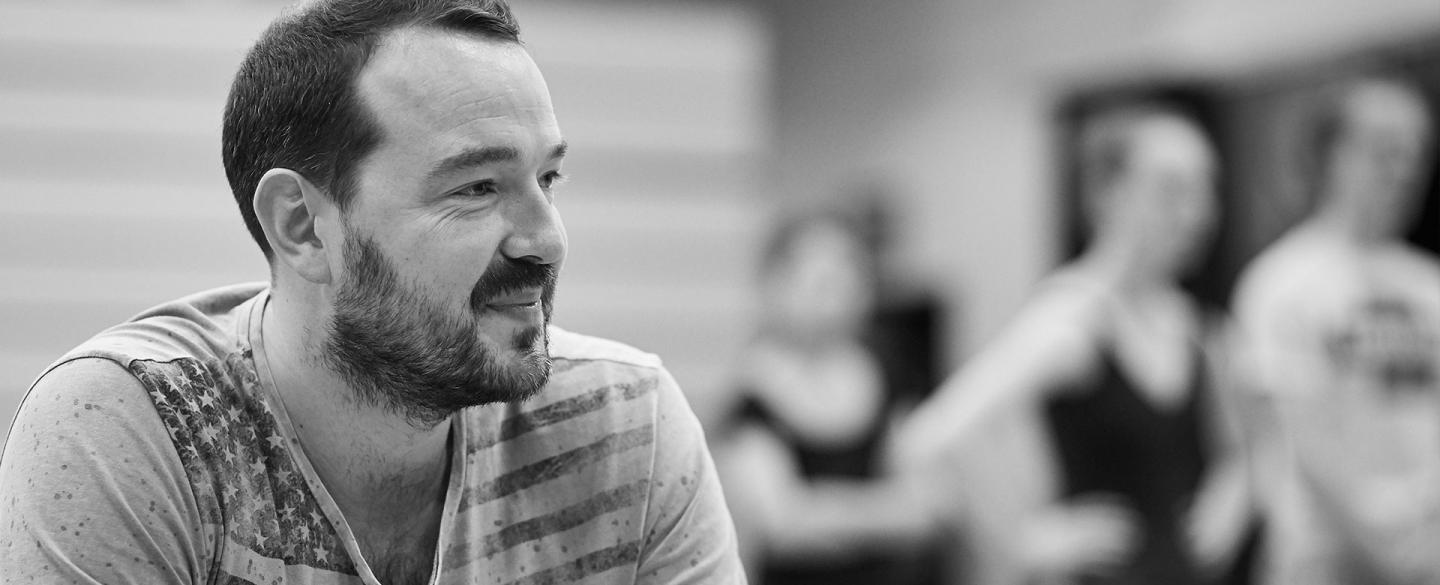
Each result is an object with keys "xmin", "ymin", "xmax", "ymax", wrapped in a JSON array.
[{"xmin": 321, "ymin": 233, "xmax": 558, "ymax": 428}]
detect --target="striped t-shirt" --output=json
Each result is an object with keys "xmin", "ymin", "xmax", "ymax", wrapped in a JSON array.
[{"xmin": 0, "ymin": 283, "xmax": 744, "ymax": 584}]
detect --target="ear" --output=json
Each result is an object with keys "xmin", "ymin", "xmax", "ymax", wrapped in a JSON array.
[{"xmin": 253, "ymin": 169, "xmax": 337, "ymax": 285}]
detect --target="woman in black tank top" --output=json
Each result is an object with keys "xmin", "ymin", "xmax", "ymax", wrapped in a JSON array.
[
  {"xmin": 1042, "ymin": 314, "xmax": 1211, "ymax": 585},
  {"xmin": 892, "ymin": 103, "xmax": 1260, "ymax": 585},
  {"xmin": 712, "ymin": 213, "xmax": 945, "ymax": 585}
]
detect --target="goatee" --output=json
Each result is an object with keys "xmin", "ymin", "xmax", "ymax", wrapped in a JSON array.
[{"xmin": 322, "ymin": 233, "xmax": 558, "ymax": 428}]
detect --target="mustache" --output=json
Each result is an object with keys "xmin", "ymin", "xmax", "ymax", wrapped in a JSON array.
[{"xmin": 469, "ymin": 258, "xmax": 559, "ymax": 309}]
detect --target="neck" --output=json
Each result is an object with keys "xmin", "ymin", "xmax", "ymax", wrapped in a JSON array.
[
  {"xmin": 763, "ymin": 320, "xmax": 860, "ymax": 355},
  {"xmin": 1076, "ymin": 237, "xmax": 1170, "ymax": 298},
  {"xmin": 1309, "ymin": 200, "xmax": 1393, "ymax": 246},
  {"xmin": 261, "ymin": 286, "xmax": 453, "ymax": 522}
]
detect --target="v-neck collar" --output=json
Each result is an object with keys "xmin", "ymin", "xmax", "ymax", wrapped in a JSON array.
[{"xmin": 241, "ymin": 288, "xmax": 467, "ymax": 585}]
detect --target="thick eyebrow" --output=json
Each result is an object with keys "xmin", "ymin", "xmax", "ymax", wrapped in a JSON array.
[
  {"xmin": 428, "ymin": 145, "xmax": 519, "ymax": 181},
  {"xmin": 427, "ymin": 141, "xmax": 569, "ymax": 181},
  {"xmin": 548, "ymin": 141, "xmax": 568, "ymax": 160}
]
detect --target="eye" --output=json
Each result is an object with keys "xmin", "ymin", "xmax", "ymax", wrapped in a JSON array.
[
  {"xmin": 453, "ymin": 180, "xmax": 498, "ymax": 198},
  {"xmin": 539, "ymin": 171, "xmax": 567, "ymax": 191}
]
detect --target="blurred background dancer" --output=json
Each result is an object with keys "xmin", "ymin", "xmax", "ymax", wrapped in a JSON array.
[
  {"xmin": 895, "ymin": 94, "xmax": 1259, "ymax": 585},
  {"xmin": 1231, "ymin": 71, "xmax": 1440, "ymax": 585}
]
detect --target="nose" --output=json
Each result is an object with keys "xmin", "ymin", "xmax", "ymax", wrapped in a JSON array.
[{"xmin": 500, "ymin": 187, "xmax": 567, "ymax": 266}]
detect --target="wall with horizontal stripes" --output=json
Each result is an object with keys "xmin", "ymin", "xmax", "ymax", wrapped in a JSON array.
[{"xmin": 0, "ymin": 0, "xmax": 772, "ymax": 448}]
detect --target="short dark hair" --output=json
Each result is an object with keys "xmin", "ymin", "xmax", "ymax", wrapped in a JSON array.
[{"xmin": 222, "ymin": 0, "xmax": 522, "ymax": 260}]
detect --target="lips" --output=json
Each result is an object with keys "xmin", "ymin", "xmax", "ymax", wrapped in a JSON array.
[
  {"xmin": 483, "ymin": 288, "xmax": 544, "ymax": 310},
  {"xmin": 468, "ymin": 260, "xmax": 558, "ymax": 316}
]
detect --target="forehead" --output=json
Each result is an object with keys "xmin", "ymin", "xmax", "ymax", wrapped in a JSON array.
[
  {"xmin": 1129, "ymin": 115, "xmax": 1215, "ymax": 174},
  {"xmin": 1345, "ymin": 82, "xmax": 1434, "ymax": 137},
  {"xmin": 356, "ymin": 26, "xmax": 558, "ymax": 153},
  {"xmin": 794, "ymin": 221, "xmax": 861, "ymax": 255}
]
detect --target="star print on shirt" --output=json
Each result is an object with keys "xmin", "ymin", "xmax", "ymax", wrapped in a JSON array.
[{"xmin": 128, "ymin": 349, "xmax": 357, "ymax": 575}]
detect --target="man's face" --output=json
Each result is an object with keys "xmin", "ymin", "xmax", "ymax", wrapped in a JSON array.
[
  {"xmin": 1328, "ymin": 81, "xmax": 1434, "ymax": 237},
  {"xmin": 320, "ymin": 27, "xmax": 568, "ymax": 425}
]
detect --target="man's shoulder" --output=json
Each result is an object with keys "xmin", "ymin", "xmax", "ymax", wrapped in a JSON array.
[
  {"xmin": 1233, "ymin": 229, "xmax": 1342, "ymax": 311},
  {"xmin": 50, "ymin": 282, "xmax": 266, "ymax": 371},
  {"xmin": 23, "ymin": 283, "xmax": 273, "ymax": 446},
  {"xmin": 19, "ymin": 281, "xmax": 269, "ymax": 435},
  {"xmin": 454, "ymin": 328, "xmax": 675, "ymax": 514},
  {"xmin": 19, "ymin": 358, "xmax": 156, "ymax": 426},
  {"xmin": 15, "ymin": 282, "xmax": 271, "ymax": 463},
  {"xmin": 547, "ymin": 326, "xmax": 664, "ymax": 372},
  {"xmin": 485, "ymin": 327, "xmax": 676, "ymax": 432},
  {"xmin": 1377, "ymin": 241, "xmax": 1440, "ymax": 278}
]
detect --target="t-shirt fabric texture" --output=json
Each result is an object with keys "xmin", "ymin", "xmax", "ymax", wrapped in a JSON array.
[
  {"xmin": 1232, "ymin": 227, "xmax": 1440, "ymax": 585},
  {"xmin": 0, "ymin": 283, "xmax": 745, "ymax": 585}
]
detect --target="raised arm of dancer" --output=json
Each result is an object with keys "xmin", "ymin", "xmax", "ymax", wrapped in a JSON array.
[
  {"xmin": 887, "ymin": 286, "xmax": 1139, "ymax": 585},
  {"xmin": 1184, "ymin": 316, "xmax": 1263, "ymax": 577},
  {"xmin": 890, "ymin": 287, "xmax": 1100, "ymax": 472}
]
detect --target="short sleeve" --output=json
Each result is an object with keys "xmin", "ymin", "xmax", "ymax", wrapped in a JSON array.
[
  {"xmin": 635, "ymin": 368, "xmax": 747, "ymax": 584},
  {"xmin": 0, "ymin": 358, "xmax": 207, "ymax": 585}
]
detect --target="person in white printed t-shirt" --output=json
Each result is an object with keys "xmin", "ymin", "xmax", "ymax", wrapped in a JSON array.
[{"xmin": 1232, "ymin": 72, "xmax": 1440, "ymax": 585}]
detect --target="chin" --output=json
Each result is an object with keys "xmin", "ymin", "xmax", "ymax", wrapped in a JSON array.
[{"xmin": 496, "ymin": 325, "xmax": 553, "ymax": 398}]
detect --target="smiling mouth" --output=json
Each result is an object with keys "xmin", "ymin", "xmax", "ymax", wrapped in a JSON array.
[{"xmin": 482, "ymin": 289, "xmax": 545, "ymax": 313}]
